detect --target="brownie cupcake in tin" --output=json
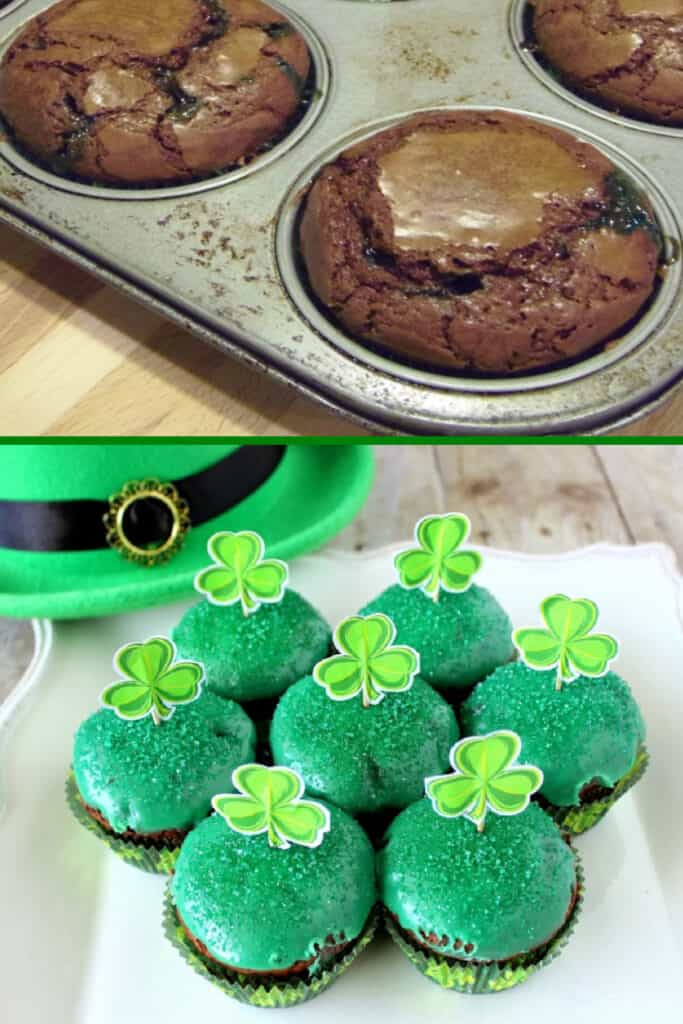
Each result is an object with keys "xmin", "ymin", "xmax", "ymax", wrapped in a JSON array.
[
  {"xmin": 532, "ymin": 0, "xmax": 683, "ymax": 127},
  {"xmin": 68, "ymin": 635, "xmax": 256, "ymax": 873},
  {"xmin": 0, "ymin": 0, "xmax": 311, "ymax": 185},
  {"xmin": 165, "ymin": 763, "xmax": 377, "ymax": 1008},
  {"xmin": 299, "ymin": 108, "xmax": 662, "ymax": 374},
  {"xmin": 379, "ymin": 731, "xmax": 582, "ymax": 994},
  {"xmin": 360, "ymin": 515, "xmax": 514, "ymax": 694},
  {"xmin": 270, "ymin": 611, "xmax": 458, "ymax": 832},
  {"xmin": 461, "ymin": 594, "xmax": 648, "ymax": 834},
  {"xmin": 173, "ymin": 530, "xmax": 331, "ymax": 707}
]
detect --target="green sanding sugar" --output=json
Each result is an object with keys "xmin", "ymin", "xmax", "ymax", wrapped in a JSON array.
[
  {"xmin": 270, "ymin": 675, "xmax": 458, "ymax": 814},
  {"xmin": 172, "ymin": 589, "xmax": 331, "ymax": 701},
  {"xmin": 360, "ymin": 584, "xmax": 514, "ymax": 690},
  {"xmin": 73, "ymin": 691, "xmax": 256, "ymax": 834},
  {"xmin": 461, "ymin": 662, "xmax": 646, "ymax": 806},
  {"xmin": 379, "ymin": 800, "xmax": 575, "ymax": 962},
  {"xmin": 171, "ymin": 805, "xmax": 376, "ymax": 972}
]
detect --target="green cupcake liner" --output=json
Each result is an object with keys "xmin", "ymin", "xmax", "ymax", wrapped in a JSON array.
[
  {"xmin": 162, "ymin": 887, "xmax": 379, "ymax": 1008},
  {"xmin": 65, "ymin": 772, "xmax": 181, "ymax": 875},
  {"xmin": 539, "ymin": 745, "xmax": 649, "ymax": 836},
  {"xmin": 385, "ymin": 851, "xmax": 584, "ymax": 995}
]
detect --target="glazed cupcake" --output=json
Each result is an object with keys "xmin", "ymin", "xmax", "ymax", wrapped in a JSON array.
[
  {"xmin": 380, "ymin": 732, "xmax": 582, "ymax": 994},
  {"xmin": 532, "ymin": 0, "xmax": 683, "ymax": 127},
  {"xmin": 299, "ymin": 108, "xmax": 662, "ymax": 373},
  {"xmin": 270, "ymin": 612, "xmax": 458, "ymax": 823},
  {"xmin": 0, "ymin": 0, "xmax": 311, "ymax": 186},
  {"xmin": 69, "ymin": 636, "xmax": 256, "ymax": 873},
  {"xmin": 173, "ymin": 530, "xmax": 331, "ymax": 705},
  {"xmin": 461, "ymin": 594, "xmax": 648, "ymax": 833},
  {"xmin": 165, "ymin": 764, "xmax": 377, "ymax": 1008},
  {"xmin": 361, "ymin": 515, "xmax": 513, "ymax": 693}
]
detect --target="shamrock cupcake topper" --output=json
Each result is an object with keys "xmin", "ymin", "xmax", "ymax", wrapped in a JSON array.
[
  {"xmin": 426, "ymin": 731, "xmax": 543, "ymax": 833},
  {"xmin": 213, "ymin": 765, "xmax": 331, "ymax": 850},
  {"xmin": 313, "ymin": 613, "xmax": 420, "ymax": 708},
  {"xmin": 513, "ymin": 594, "xmax": 619, "ymax": 692},
  {"xmin": 394, "ymin": 513, "xmax": 482, "ymax": 602},
  {"xmin": 194, "ymin": 530, "xmax": 288, "ymax": 616},
  {"xmin": 101, "ymin": 636, "xmax": 204, "ymax": 726}
]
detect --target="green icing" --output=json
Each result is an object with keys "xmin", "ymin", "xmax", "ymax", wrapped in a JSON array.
[
  {"xmin": 593, "ymin": 170, "xmax": 663, "ymax": 250},
  {"xmin": 360, "ymin": 585, "xmax": 514, "ymax": 690},
  {"xmin": 171, "ymin": 805, "xmax": 376, "ymax": 972},
  {"xmin": 460, "ymin": 662, "xmax": 646, "ymax": 807},
  {"xmin": 378, "ymin": 799, "xmax": 575, "ymax": 962},
  {"xmin": 172, "ymin": 589, "xmax": 331, "ymax": 701},
  {"xmin": 73, "ymin": 691, "xmax": 256, "ymax": 834},
  {"xmin": 270, "ymin": 675, "xmax": 458, "ymax": 814}
]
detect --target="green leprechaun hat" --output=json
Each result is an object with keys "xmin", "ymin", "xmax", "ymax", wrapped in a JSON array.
[{"xmin": 0, "ymin": 443, "xmax": 374, "ymax": 619}]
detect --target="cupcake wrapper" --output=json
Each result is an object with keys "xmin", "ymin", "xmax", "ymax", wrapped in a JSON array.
[
  {"xmin": 540, "ymin": 745, "xmax": 649, "ymax": 836},
  {"xmin": 65, "ymin": 772, "xmax": 181, "ymax": 875},
  {"xmin": 385, "ymin": 851, "xmax": 584, "ymax": 995},
  {"xmin": 162, "ymin": 887, "xmax": 379, "ymax": 1008}
]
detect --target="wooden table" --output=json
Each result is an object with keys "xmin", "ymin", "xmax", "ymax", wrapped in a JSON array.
[
  {"xmin": 2, "ymin": 442, "xmax": 681, "ymax": 705},
  {"xmin": 1, "ymin": 224, "xmax": 681, "ymax": 437}
]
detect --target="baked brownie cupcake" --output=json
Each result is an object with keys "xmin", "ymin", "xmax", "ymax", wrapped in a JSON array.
[
  {"xmin": 299, "ymin": 109, "xmax": 662, "ymax": 373},
  {"xmin": 380, "ymin": 797, "xmax": 581, "ymax": 994},
  {"xmin": 461, "ymin": 661, "xmax": 648, "ymax": 834},
  {"xmin": 532, "ymin": 0, "xmax": 683, "ymax": 126},
  {"xmin": 70, "ymin": 683, "xmax": 256, "ymax": 873},
  {"xmin": 270, "ymin": 668, "xmax": 458, "ymax": 819},
  {"xmin": 173, "ymin": 530, "xmax": 331, "ymax": 706},
  {"xmin": 166, "ymin": 765, "xmax": 377, "ymax": 1007},
  {"xmin": 0, "ymin": 0, "xmax": 311, "ymax": 185}
]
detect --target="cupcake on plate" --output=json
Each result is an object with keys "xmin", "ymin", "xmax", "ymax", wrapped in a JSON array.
[
  {"xmin": 270, "ymin": 612, "xmax": 458, "ymax": 828},
  {"xmin": 68, "ymin": 635, "xmax": 256, "ymax": 873},
  {"xmin": 165, "ymin": 763, "xmax": 377, "ymax": 1008},
  {"xmin": 461, "ymin": 593, "xmax": 648, "ymax": 834},
  {"xmin": 0, "ymin": 0, "xmax": 312, "ymax": 186},
  {"xmin": 299, "ymin": 108, "xmax": 661, "ymax": 373},
  {"xmin": 360, "ymin": 515, "xmax": 514, "ymax": 693},
  {"xmin": 532, "ymin": 0, "xmax": 683, "ymax": 127},
  {"xmin": 379, "ymin": 731, "xmax": 582, "ymax": 994},
  {"xmin": 173, "ymin": 531, "xmax": 331, "ymax": 709}
]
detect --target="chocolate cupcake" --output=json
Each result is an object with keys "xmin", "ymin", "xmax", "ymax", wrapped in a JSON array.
[
  {"xmin": 299, "ymin": 109, "xmax": 662, "ymax": 374},
  {"xmin": 173, "ymin": 589, "xmax": 331, "ymax": 703},
  {"xmin": 0, "ymin": 0, "xmax": 311, "ymax": 186},
  {"xmin": 380, "ymin": 798, "xmax": 582, "ymax": 994},
  {"xmin": 532, "ymin": 0, "xmax": 683, "ymax": 126},
  {"xmin": 70, "ymin": 686, "xmax": 256, "ymax": 873},
  {"xmin": 166, "ymin": 765, "xmax": 377, "ymax": 1007},
  {"xmin": 460, "ymin": 662, "xmax": 648, "ymax": 834},
  {"xmin": 360, "ymin": 585, "xmax": 514, "ymax": 692},
  {"xmin": 270, "ymin": 672, "xmax": 459, "ymax": 816}
]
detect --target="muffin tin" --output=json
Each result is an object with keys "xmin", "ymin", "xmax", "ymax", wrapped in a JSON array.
[{"xmin": 0, "ymin": 0, "xmax": 682, "ymax": 435}]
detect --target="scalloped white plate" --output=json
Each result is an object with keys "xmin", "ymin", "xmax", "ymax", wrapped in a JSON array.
[{"xmin": 1, "ymin": 544, "xmax": 681, "ymax": 1022}]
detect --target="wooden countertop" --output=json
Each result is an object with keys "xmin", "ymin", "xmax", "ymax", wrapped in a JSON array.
[
  {"xmin": 2, "ymin": 442, "xmax": 681, "ymax": 705},
  {"xmin": 1, "ymin": 223, "xmax": 681, "ymax": 437}
]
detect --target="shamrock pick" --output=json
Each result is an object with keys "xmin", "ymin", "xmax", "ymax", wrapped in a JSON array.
[
  {"xmin": 213, "ymin": 765, "xmax": 330, "ymax": 850},
  {"xmin": 395, "ymin": 514, "xmax": 482, "ymax": 601},
  {"xmin": 194, "ymin": 530, "xmax": 288, "ymax": 616},
  {"xmin": 313, "ymin": 613, "xmax": 420, "ymax": 708},
  {"xmin": 426, "ymin": 731, "xmax": 543, "ymax": 833},
  {"xmin": 513, "ymin": 594, "xmax": 619, "ymax": 692},
  {"xmin": 101, "ymin": 636, "xmax": 204, "ymax": 726}
]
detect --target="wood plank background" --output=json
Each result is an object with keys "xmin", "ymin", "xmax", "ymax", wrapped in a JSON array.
[
  {"xmin": 1, "ymin": 224, "xmax": 681, "ymax": 436},
  {"xmin": 2, "ymin": 443, "xmax": 681, "ymax": 703}
]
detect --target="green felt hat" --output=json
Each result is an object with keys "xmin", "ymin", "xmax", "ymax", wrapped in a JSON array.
[{"xmin": 0, "ymin": 444, "xmax": 373, "ymax": 620}]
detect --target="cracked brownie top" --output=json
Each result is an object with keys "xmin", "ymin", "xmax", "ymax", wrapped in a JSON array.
[
  {"xmin": 532, "ymin": 0, "xmax": 683, "ymax": 126},
  {"xmin": 0, "ymin": 0, "xmax": 311, "ymax": 185},
  {"xmin": 298, "ymin": 110, "xmax": 662, "ymax": 375}
]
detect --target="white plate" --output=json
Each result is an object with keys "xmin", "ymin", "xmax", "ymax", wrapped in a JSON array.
[{"xmin": 1, "ymin": 544, "xmax": 682, "ymax": 1023}]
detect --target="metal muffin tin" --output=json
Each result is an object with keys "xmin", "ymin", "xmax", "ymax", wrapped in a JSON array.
[{"xmin": 0, "ymin": 0, "xmax": 681, "ymax": 435}]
